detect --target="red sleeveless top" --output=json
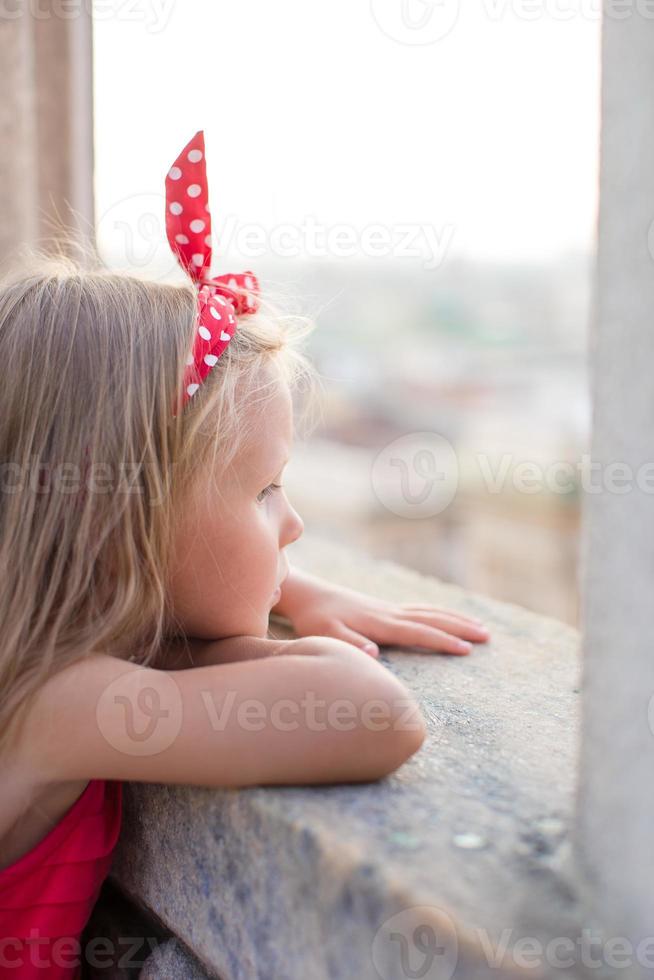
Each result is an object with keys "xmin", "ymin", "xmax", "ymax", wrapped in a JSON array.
[{"xmin": 0, "ymin": 779, "xmax": 122, "ymax": 979}]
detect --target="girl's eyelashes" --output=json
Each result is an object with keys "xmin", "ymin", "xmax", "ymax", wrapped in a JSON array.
[{"xmin": 256, "ymin": 483, "xmax": 283, "ymax": 503}]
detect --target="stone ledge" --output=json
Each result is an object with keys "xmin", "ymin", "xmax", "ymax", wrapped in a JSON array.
[
  {"xmin": 139, "ymin": 939, "xmax": 210, "ymax": 979},
  {"xmin": 108, "ymin": 532, "xmax": 584, "ymax": 980}
]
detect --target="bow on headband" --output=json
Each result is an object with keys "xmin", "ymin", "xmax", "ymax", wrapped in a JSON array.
[{"xmin": 165, "ymin": 129, "xmax": 260, "ymax": 414}]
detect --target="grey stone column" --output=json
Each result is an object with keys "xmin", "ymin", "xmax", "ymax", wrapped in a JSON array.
[
  {"xmin": 0, "ymin": 1, "xmax": 94, "ymax": 263},
  {"xmin": 576, "ymin": 0, "xmax": 654, "ymax": 959}
]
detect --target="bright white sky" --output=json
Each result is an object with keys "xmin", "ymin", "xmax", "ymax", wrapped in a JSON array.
[{"xmin": 93, "ymin": 0, "xmax": 601, "ymax": 268}]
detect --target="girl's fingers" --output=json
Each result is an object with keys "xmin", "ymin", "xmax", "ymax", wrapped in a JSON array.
[
  {"xmin": 386, "ymin": 619, "xmax": 475, "ymax": 656},
  {"xmin": 395, "ymin": 608, "xmax": 490, "ymax": 641},
  {"xmin": 399, "ymin": 603, "xmax": 487, "ymax": 627},
  {"xmin": 329, "ymin": 624, "xmax": 380, "ymax": 658}
]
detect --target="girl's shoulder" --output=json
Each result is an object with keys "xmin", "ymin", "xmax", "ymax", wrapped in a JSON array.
[
  {"xmin": 1, "ymin": 652, "xmax": 137, "ymax": 796},
  {"xmin": 0, "ymin": 653, "xmax": 133, "ymax": 869}
]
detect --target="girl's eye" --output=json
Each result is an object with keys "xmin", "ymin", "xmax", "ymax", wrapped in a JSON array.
[{"xmin": 257, "ymin": 483, "xmax": 283, "ymax": 503}]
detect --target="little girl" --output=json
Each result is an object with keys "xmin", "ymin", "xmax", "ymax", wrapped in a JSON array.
[{"xmin": 0, "ymin": 131, "xmax": 489, "ymax": 978}]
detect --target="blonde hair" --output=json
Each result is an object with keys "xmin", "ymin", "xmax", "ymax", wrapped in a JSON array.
[{"xmin": 0, "ymin": 240, "xmax": 322, "ymax": 757}]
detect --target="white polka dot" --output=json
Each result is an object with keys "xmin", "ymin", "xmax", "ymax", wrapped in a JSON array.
[
  {"xmin": 175, "ymin": 234, "xmax": 189, "ymax": 244},
  {"xmin": 204, "ymin": 354, "xmax": 219, "ymax": 367},
  {"xmin": 168, "ymin": 166, "xmax": 182, "ymax": 180},
  {"xmin": 186, "ymin": 353, "xmax": 194, "ymax": 365},
  {"xmin": 245, "ymin": 276, "xmax": 254, "ymax": 289},
  {"xmin": 169, "ymin": 202, "xmax": 183, "ymax": 215},
  {"xmin": 217, "ymin": 296, "xmax": 228, "ymax": 306},
  {"xmin": 198, "ymin": 325, "xmax": 212, "ymax": 341},
  {"xmin": 228, "ymin": 277, "xmax": 237, "ymax": 289},
  {"xmin": 189, "ymin": 219, "xmax": 205, "ymax": 233},
  {"xmin": 228, "ymin": 314, "xmax": 236, "ymax": 324},
  {"xmin": 192, "ymin": 254, "xmax": 204, "ymax": 267},
  {"xmin": 220, "ymin": 330, "xmax": 231, "ymax": 341},
  {"xmin": 187, "ymin": 184, "xmax": 201, "ymax": 198},
  {"xmin": 188, "ymin": 149, "xmax": 203, "ymax": 163},
  {"xmin": 209, "ymin": 306, "xmax": 221, "ymax": 320},
  {"xmin": 205, "ymin": 204, "xmax": 211, "ymax": 214},
  {"xmin": 186, "ymin": 383, "xmax": 199, "ymax": 397},
  {"xmin": 204, "ymin": 235, "xmax": 212, "ymax": 248}
]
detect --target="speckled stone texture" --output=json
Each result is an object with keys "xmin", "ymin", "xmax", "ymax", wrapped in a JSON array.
[
  {"xmin": 139, "ymin": 939, "xmax": 213, "ymax": 979},
  {"xmin": 109, "ymin": 533, "xmax": 588, "ymax": 980}
]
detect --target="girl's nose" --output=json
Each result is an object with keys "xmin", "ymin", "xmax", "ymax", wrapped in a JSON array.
[{"xmin": 284, "ymin": 504, "xmax": 304, "ymax": 547}]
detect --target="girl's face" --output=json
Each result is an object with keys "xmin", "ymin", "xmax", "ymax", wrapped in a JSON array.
[{"xmin": 168, "ymin": 375, "xmax": 304, "ymax": 639}]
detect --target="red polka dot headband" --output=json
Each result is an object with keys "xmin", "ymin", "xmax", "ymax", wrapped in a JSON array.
[{"xmin": 165, "ymin": 129, "xmax": 260, "ymax": 415}]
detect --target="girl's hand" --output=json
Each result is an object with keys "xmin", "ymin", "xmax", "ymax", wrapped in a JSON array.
[{"xmin": 271, "ymin": 568, "xmax": 491, "ymax": 658}]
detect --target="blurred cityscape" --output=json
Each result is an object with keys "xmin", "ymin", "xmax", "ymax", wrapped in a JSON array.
[
  {"xmin": 99, "ymin": 238, "xmax": 592, "ymax": 627},
  {"xmin": 256, "ymin": 252, "xmax": 592, "ymax": 628}
]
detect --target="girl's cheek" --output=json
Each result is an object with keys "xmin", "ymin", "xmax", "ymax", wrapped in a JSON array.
[
  {"xmin": 251, "ymin": 500, "xmax": 279, "ymax": 539},
  {"xmin": 264, "ymin": 497, "xmax": 286, "ymax": 542}
]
